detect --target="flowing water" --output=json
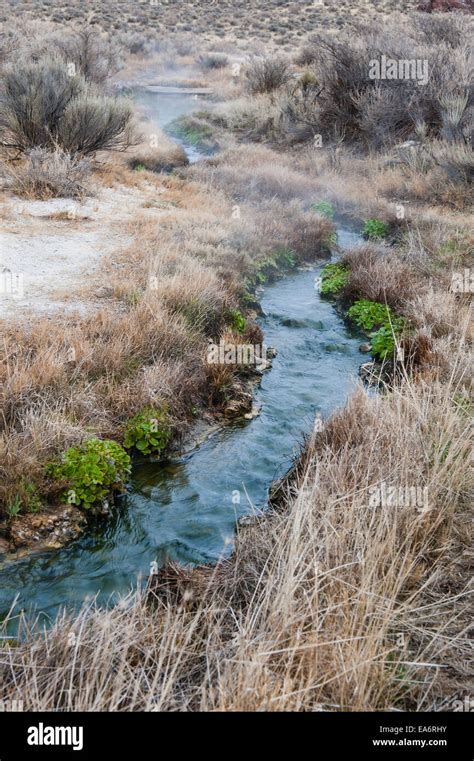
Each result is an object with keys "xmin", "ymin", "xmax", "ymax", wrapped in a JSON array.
[
  {"xmin": 136, "ymin": 88, "xmax": 212, "ymax": 163},
  {"xmin": 0, "ymin": 91, "xmax": 364, "ymax": 625}
]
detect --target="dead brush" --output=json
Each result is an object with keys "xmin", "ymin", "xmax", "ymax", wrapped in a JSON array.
[
  {"xmin": 3, "ymin": 147, "xmax": 92, "ymax": 199},
  {"xmin": 245, "ymin": 55, "xmax": 291, "ymax": 95}
]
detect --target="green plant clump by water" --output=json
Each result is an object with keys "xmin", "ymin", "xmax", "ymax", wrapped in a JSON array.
[
  {"xmin": 347, "ymin": 299, "xmax": 393, "ymax": 330},
  {"xmin": 6, "ymin": 479, "xmax": 42, "ymax": 519},
  {"xmin": 311, "ymin": 200, "xmax": 335, "ymax": 219},
  {"xmin": 228, "ymin": 308, "xmax": 247, "ymax": 333},
  {"xmin": 370, "ymin": 318, "xmax": 405, "ymax": 360},
  {"xmin": 320, "ymin": 263, "xmax": 349, "ymax": 295},
  {"xmin": 168, "ymin": 116, "xmax": 214, "ymax": 148},
  {"xmin": 274, "ymin": 247, "xmax": 296, "ymax": 268},
  {"xmin": 347, "ymin": 299, "xmax": 405, "ymax": 360},
  {"xmin": 48, "ymin": 438, "xmax": 131, "ymax": 510},
  {"xmin": 363, "ymin": 218, "xmax": 390, "ymax": 240},
  {"xmin": 124, "ymin": 407, "xmax": 172, "ymax": 456}
]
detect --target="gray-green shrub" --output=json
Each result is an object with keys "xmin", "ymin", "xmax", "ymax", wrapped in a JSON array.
[
  {"xmin": 0, "ymin": 57, "xmax": 136, "ymax": 156},
  {"xmin": 245, "ymin": 55, "xmax": 290, "ymax": 94}
]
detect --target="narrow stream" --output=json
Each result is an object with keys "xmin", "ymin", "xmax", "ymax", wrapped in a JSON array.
[
  {"xmin": 137, "ymin": 88, "xmax": 211, "ymax": 163},
  {"xmin": 0, "ymin": 92, "xmax": 364, "ymax": 625}
]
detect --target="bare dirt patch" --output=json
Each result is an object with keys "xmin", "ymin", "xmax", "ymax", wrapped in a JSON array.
[{"xmin": 0, "ymin": 184, "xmax": 159, "ymax": 320}]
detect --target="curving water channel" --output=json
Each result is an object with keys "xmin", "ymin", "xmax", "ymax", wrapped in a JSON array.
[
  {"xmin": 0, "ymin": 92, "xmax": 364, "ymax": 625},
  {"xmin": 137, "ymin": 87, "xmax": 212, "ymax": 163}
]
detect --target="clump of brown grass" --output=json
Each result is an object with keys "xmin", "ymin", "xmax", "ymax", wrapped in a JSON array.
[
  {"xmin": 4, "ymin": 147, "xmax": 92, "ymax": 199},
  {"xmin": 127, "ymin": 123, "xmax": 189, "ymax": 174},
  {"xmin": 340, "ymin": 245, "xmax": 421, "ymax": 310}
]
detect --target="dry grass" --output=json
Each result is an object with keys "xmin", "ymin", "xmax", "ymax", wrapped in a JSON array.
[
  {"xmin": 3, "ymin": 147, "xmax": 92, "ymax": 199},
  {"xmin": 1, "ymin": 367, "xmax": 471, "ymax": 711},
  {"xmin": 126, "ymin": 122, "xmax": 189, "ymax": 174},
  {"xmin": 0, "ymin": 2, "xmax": 472, "ymax": 714}
]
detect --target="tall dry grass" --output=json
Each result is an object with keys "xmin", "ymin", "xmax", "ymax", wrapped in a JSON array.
[{"xmin": 1, "ymin": 364, "xmax": 471, "ymax": 711}]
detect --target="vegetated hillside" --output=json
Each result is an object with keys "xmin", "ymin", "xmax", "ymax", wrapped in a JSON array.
[{"xmin": 0, "ymin": 0, "xmax": 421, "ymax": 44}]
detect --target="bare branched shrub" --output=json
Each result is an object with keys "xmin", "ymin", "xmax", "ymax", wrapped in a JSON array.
[
  {"xmin": 52, "ymin": 27, "xmax": 121, "ymax": 85},
  {"xmin": 245, "ymin": 55, "xmax": 290, "ymax": 94},
  {"xmin": 6, "ymin": 147, "xmax": 91, "ymax": 199},
  {"xmin": 279, "ymin": 75, "xmax": 322, "ymax": 143},
  {"xmin": 119, "ymin": 31, "xmax": 154, "ymax": 57},
  {"xmin": 0, "ymin": 57, "xmax": 136, "ymax": 156},
  {"xmin": 283, "ymin": 15, "xmax": 473, "ymax": 148},
  {"xmin": 0, "ymin": 57, "xmax": 83, "ymax": 152}
]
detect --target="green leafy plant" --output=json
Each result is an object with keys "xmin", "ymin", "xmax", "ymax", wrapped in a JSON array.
[
  {"xmin": 311, "ymin": 200, "xmax": 335, "ymax": 219},
  {"xmin": 229, "ymin": 308, "xmax": 247, "ymax": 333},
  {"xmin": 347, "ymin": 299, "xmax": 393, "ymax": 331},
  {"xmin": 274, "ymin": 247, "xmax": 296, "ymax": 268},
  {"xmin": 363, "ymin": 218, "xmax": 390, "ymax": 240},
  {"xmin": 320, "ymin": 262, "xmax": 349, "ymax": 295},
  {"xmin": 370, "ymin": 318, "xmax": 405, "ymax": 360},
  {"xmin": 347, "ymin": 300, "xmax": 406, "ymax": 360},
  {"xmin": 6, "ymin": 496, "xmax": 22, "ymax": 519},
  {"xmin": 48, "ymin": 438, "xmax": 131, "ymax": 510},
  {"xmin": 6, "ymin": 480, "xmax": 42, "ymax": 518},
  {"xmin": 123, "ymin": 407, "xmax": 172, "ymax": 456}
]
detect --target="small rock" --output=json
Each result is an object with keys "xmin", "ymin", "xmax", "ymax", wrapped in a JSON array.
[
  {"xmin": 266, "ymin": 346, "xmax": 278, "ymax": 359},
  {"xmin": 359, "ymin": 361, "xmax": 376, "ymax": 381},
  {"xmin": 255, "ymin": 357, "xmax": 271, "ymax": 372},
  {"xmin": 224, "ymin": 389, "xmax": 253, "ymax": 419},
  {"xmin": 243, "ymin": 405, "xmax": 261, "ymax": 420},
  {"xmin": 359, "ymin": 342, "xmax": 372, "ymax": 353},
  {"xmin": 9, "ymin": 505, "xmax": 86, "ymax": 550}
]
